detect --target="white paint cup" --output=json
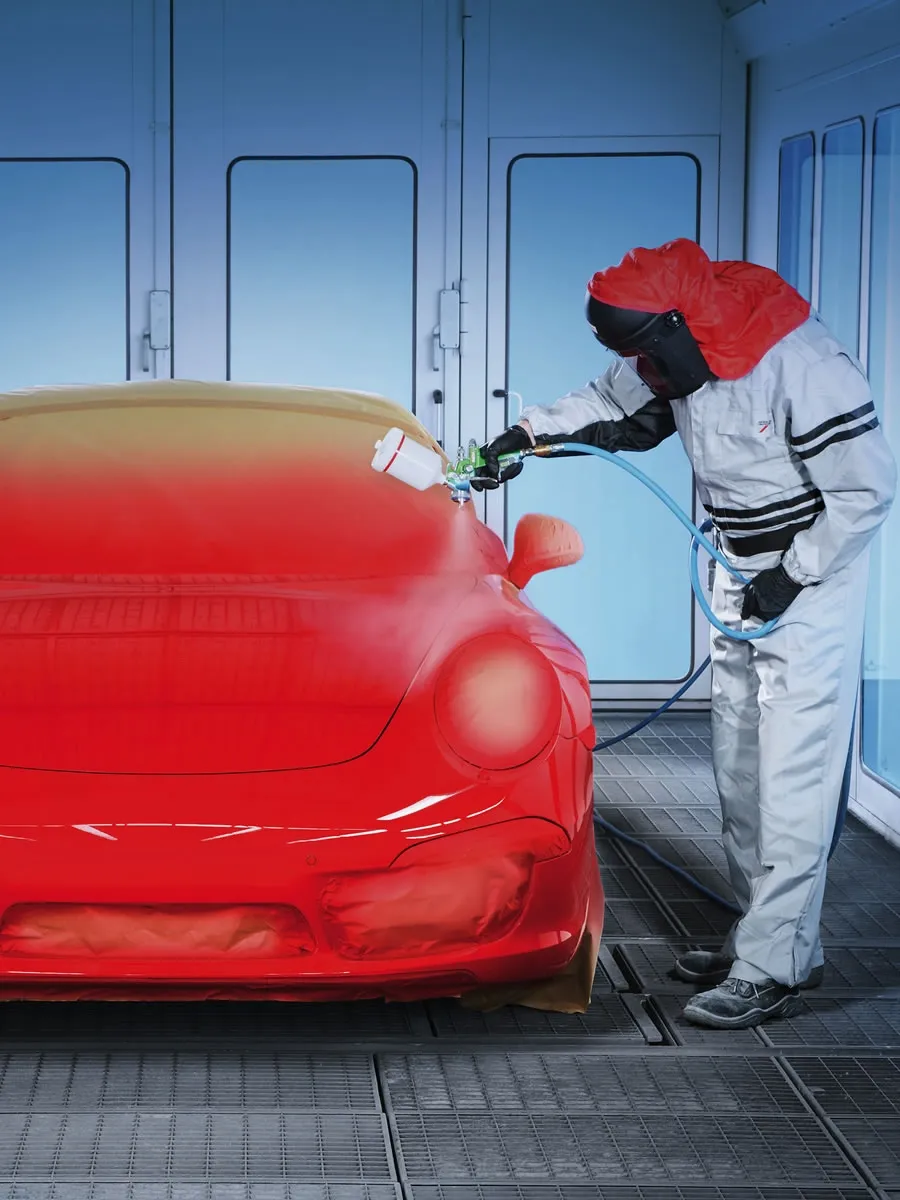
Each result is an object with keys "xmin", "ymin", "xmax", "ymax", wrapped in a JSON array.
[{"xmin": 371, "ymin": 427, "xmax": 447, "ymax": 491}]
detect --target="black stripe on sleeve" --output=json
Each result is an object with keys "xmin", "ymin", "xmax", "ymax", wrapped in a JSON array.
[
  {"xmin": 789, "ymin": 400, "xmax": 875, "ymax": 448},
  {"xmin": 793, "ymin": 417, "xmax": 880, "ymax": 461}
]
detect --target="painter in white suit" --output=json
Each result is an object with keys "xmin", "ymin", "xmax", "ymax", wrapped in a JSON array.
[{"xmin": 473, "ymin": 238, "xmax": 897, "ymax": 1030}]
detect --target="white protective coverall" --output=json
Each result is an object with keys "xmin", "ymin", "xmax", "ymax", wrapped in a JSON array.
[{"xmin": 519, "ymin": 311, "xmax": 897, "ymax": 987}]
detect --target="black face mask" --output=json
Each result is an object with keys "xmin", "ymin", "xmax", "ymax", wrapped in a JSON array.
[{"xmin": 586, "ymin": 295, "xmax": 714, "ymax": 401}]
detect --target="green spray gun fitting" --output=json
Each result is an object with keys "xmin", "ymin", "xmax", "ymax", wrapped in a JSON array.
[{"xmin": 445, "ymin": 440, "xmax": 550, "ymax": 501}]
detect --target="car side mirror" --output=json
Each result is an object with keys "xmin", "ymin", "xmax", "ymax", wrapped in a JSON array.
[{"xmin": 507, "ymin": 513, "xmax": 584, "ymax": 591}]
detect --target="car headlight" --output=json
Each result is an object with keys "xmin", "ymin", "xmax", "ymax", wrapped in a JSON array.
[{"xmin": 433, "ymin": 632, "xmax": 561, "ymax": 770}]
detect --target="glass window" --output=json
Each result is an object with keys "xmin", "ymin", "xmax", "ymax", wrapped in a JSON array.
[
  {"xmin": 819, "ymin": 120, "xmax": 863, "ymax": 353},
  {"xmin": 0, "ymin": 159, "xmax": 128, "ymax": 392},
  {"xmin": 777, "ymin": 134, "xmax": 815, "ymax": 300},
  {"xmin": 505, "ymin": 153, "xmax": 699, "ymax": 683},
  {"xmin": 862, "ymin": 106, "xmax": 900, "ymax": 792},
  {"xmin": 228, "ymin": 157, "xmax": 415, "ymax": 407}
]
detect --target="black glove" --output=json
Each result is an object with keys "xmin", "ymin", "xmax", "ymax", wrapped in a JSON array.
[
  {"xmin": 740, "ymin": 562, "xmax": 804, "ymax": 622},
  {"xmin": 469, "ymin": 424, "xmax": 532, "ymax": 491}
]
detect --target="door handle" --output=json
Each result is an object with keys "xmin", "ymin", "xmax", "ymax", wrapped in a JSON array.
[
  {"xmin": 432, "ymin": 287, "xmax": 461, "ymax": 372},
  {"xmin": 432, "ymin": 389, "xmax": 444, "ymax": 447},
  {"xmin": 141, "ymin": 290, "xmax": 171, "ymax": 375}
]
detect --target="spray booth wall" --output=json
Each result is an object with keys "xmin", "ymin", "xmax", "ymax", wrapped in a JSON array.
[
  {"xmin": 0, "ymin": 0, "xmax": 898, "ymax": 840},
  {"xmin": 0, "ymin": 0, "xmax": 743, "ymax": 713},
  {"xmin": 747, "ymin": 0, "xmax": 900, "ymax": 842}
]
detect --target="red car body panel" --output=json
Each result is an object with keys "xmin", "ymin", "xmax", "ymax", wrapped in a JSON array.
[{"xmin": 0, "ymin": 381, "xmax": 602, "ymax": 1001}]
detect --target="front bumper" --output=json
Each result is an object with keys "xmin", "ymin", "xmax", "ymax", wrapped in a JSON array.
[{"xmin": 0, "ymin": 791, "xmax": 601, "ymax": 1000}]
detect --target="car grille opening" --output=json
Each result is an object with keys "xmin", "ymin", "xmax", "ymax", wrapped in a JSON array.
[{"xmin": 0, "ymin": 903, "xmax": 316, "ymax": 959}]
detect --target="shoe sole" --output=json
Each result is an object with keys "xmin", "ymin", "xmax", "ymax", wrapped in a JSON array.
[{"xmin": 682, "ymin": 992, "xmax": 804, "ymax": 1030}]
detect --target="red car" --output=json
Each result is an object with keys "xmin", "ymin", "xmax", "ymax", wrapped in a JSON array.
[{"xmin": 0, "ymin": 381, "xmax": 603, "ymax": 1005}]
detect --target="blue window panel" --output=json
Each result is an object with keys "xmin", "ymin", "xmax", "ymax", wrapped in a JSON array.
[
  {"xmin": 228, "ymin": 157, "xmax": 415, "ymax": 408},
  {"xmin": 0, "ymin": 160, "xmax": 128, "ymax": 392},
  {"xmin": 862, "ymin": 106, "xmax": 900, "ymax": 793},
  {"xmin": 777, "ymin": 134, "xmax": 815, "ymax": 301},
  {"xmin": 819, "ymin": 119, "xmax": 863, "ymax": 354},
  {"xmin": 505, "ymin": 153, "xmax": 699, "ymax": 683}
]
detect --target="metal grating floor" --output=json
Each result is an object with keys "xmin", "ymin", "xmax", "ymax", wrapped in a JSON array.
[{"xmin": 1, "ymin": 716, "xmax": 900, "ymax": 1198}]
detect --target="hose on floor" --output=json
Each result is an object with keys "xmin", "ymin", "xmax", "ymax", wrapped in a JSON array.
[{"xmin": 535, "ymin": 441, "xmax": 853, "ymax": 911}]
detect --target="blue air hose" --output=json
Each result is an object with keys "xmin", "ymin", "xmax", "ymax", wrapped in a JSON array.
[
  {"xmin": 539, "ymin": 441, "xmax": 851, "ymax": 911},
  {"xmin": 549, "ymin": 441, "xmax": 777, "ymax": 641}
]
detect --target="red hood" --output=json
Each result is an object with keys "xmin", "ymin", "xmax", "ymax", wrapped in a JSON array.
[
  {"xmin": 0, "ymin": 578, "xmax": 475, "ymax": 773},
  {"xmin": 587, "ymin": 238, "xmax": 811, "ymax": 379}
]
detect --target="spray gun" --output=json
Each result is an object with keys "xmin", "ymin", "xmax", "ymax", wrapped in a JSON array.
[{"xmin": 371, "ymin": 426, "xmax": 549, "ymax": 503}]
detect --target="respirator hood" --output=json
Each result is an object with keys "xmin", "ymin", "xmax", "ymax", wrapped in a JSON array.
[{"xmin": 586, "ymin": 238, "xmax": 812, "ymax": 392}]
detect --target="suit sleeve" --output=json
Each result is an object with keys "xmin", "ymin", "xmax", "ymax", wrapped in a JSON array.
[
  {"xmin": 519, "ymin": 358, "xmax": 677, "ymax": 453},
  {"xmin": 781, "ymin": 351, "xmax": 897, "ymax": 585}
]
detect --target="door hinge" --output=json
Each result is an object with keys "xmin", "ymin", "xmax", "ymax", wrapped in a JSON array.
[
  {"xmin": 438, "ymin": 286, "xmax": 461, "ymax": 350},
  {"xmin": 149, "ymin": 290, "xmax": 171, "ymax": 350},
  {"xmin": 142, "ymin": 291, "xmax": 171, "ymax": 372},
  {"xmin": 432, "ymin": 285, "xmax": 462, "ymax": 371}
]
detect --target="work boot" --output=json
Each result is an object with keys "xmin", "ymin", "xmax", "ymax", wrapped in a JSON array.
[
  {"xmin": 682, "ymin": 977, "xmax": 803, "ymax": 1029},
  {"xmin": 674, "ymin": 950, "xmax": 824, "ymax": 990}
]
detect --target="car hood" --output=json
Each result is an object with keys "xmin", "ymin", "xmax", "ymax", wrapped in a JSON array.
[{"xmin": 0, "ymin": 577, "xmax": 475, "ymax": 773}]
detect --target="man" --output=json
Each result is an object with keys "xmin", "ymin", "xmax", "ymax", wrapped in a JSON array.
[{"xmin": 473, "ymin": 238, "xmax": 896, "ymax": 1030}]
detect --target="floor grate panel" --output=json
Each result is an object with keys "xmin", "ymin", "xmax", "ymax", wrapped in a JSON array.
[
  {"xmin": 818, "ymin": 904, "xmax": 900, "ymax": 939},
  {"xmin": 594, "ymin": 755, "xmax": 716, "ymax": 782},
  {"xmin": 823, "ymin": 1118, "xmax": 900, "ymax": 1188},
  {"xmin": 616, "ymin": 943, "xmax": 716, "ymax": 992},
  {"xmin": 760, "ymin": 998, "xmax": 900, "ymax": 1048},
  {"xmin": 379, "ymin": 1054, "xmax": 805, "ymax": 1114},
  {"xmin": 0, "ymin": 1186, "xmax": 403, "ymax": 1200},
  {"xmin": 650, "ymin": 996, "xmax": 763, "ymax": 1046},
  {"xmin": 594, "ymin": 733, "xmax": 712, "ymax": 761},
  {"xmin": 407, "ymin": 1189, "xmax": 875, "ymax": 1200},
  {"xmin": 611, "ymin": 838, "xmax": 730, "ymax": 872},
  {"xmin": 596, "ymin": 866, "xmax": 655, "ymax": 901},
  {"xmin": 828, "ymin": 835, "xmax": 900, "ymax": 870},
  {"xmin": 631, "ymin": 868, "xmax": 735, "ymax": 903},
  {"xmin": 812, "ymin": 945, "xmax": 900, "ymax": 988},
  {"xmin": 0, "ymin": 1052, "xmax": 380, "ymax": 1111},
  {"xmin": 601, "ymin": 898, "xmax": 682, "ymax": 938},
  {"xmin": 593, "ymin": 715, "xmax": 711, "ymax": 739},
  {"xmin": 595, "ymin": 776, "xmax": 721, "ymax": 807},
  {"xmin": 0, "ymin": 1113, "xmax": 394, "ymax": 1183},
  {"xmin": 786, "ymin": 1057, "xmax": 900, "ymax": 1115},
  {"xmin": 620, "ymin": 942, "xmax": 900, "ymax": 993},
  {"xmin": 391, "ymin": 1113, "xmax": 861, "ymax": 1186},
  {"xmin": 823, "ymin": 876, "xmax": 900, "ymax": 905},
  {"xmin": 0, "ymin": 1002, "xmax": 430, "ymax": 1045},
  {"xmin": 596, "ymin": 807, "xmax": 725, "ymax": 836},
  {"xmin": 594, "ymin": 835, "xmax": 629, "ymax": 867},
  {"xmin": 664, "ymin": 902, "xmax": 736, "ymax": 937},
  {"xmin": 425, "ymin": 996, "xmax": 650, "ymax": 1043}
]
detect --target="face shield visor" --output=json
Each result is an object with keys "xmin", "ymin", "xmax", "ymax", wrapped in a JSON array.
[{"xmin": 585, "ymin": 294, "xmax": 714, "ymax": 401}]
